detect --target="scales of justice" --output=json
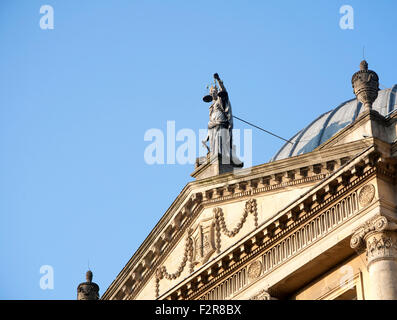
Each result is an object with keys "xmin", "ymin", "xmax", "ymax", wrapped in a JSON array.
[{"xmin": 192, "ymin": 73, "xmax": 243, "ymax": 179}]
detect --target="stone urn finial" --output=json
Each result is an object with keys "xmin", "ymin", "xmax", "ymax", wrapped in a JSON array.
[
  {"xmin": 352, "ymin": 60, "xmax": 379, "ymax": 111},
  {"xmin": 77, "ymin": 270, "xmax": 100, "ymax": 300}
]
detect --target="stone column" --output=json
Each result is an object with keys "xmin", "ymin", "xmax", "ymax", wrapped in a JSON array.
[{"xmin": 351, "ymin": 216, "xmax": 397, "ymax": 300}]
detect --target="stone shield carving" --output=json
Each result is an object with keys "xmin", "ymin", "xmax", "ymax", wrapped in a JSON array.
[
  {"xmin": 191, "ymin": 217, "xmax": 216, "ymax": 267},
  {"xmin": 247, "ymin": 260, "xmax": 262, "ymax": 281},
  {"xmin": 358, "ymin": 184, "xmax": 375, "ymax": 207}
]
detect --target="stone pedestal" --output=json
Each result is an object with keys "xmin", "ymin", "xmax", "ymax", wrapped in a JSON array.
[
  {"xmin": 351, "ymin": 216, "xmax": 397, "ymax": 300},
  {"xmin": 191, "ymin": 153, "xmax": 243, "ymax": 180}
]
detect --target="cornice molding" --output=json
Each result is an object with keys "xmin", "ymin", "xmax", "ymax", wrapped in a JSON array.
[
  {"xmin": 102, "ymin": 140, "xmax": 392, "ymax": 300},
  {"xmin": 158, "ymin": 148, "xmax": 388, "ymax": 300}
]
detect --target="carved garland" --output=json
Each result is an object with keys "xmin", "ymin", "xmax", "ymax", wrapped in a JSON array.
[
  {"xmin": 186, "ymin": 180, "xmax": 365, "ymax": 300},
  {"xmin": 155, "ymin": 236, "xmax": 193, "ymax": 297},
  {"xmin": 107, "ymin": 151, "xmax": 378, "ymax": 300},
  {"xmin": 214, "ymin": 199, "xmax": 258, "ymax": 253},
  {"xmin": 155, "ymin": 199, "xmax": 258, "ymax": 298},
  {"xmin": 154, "ymin": 152, "xmax": 391, "ymax": 300}
]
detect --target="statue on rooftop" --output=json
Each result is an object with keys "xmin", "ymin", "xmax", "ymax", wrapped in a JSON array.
[{"xmin": 202, "ymin": 73, "xmax": 238, "ymax": 164}]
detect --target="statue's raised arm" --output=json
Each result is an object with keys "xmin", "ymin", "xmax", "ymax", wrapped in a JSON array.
[
  {"xmin": 214, "ymin": 73, "xmax": 232, "ymax": 129},
  {"xmin": 214, "ymin": 73, "xmax": 226, "ymax": 92}
]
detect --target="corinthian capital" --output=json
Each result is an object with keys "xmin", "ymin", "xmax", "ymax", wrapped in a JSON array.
[
  {"xmin": 350, "ymin": 215, "xmax": 397, "ymax": 265},
  {"xmin": 366, "ymin": 232, "xmax": 397, "ymax": 265},
  {"xmin": 249, "ymin": 289, "xmax": 274, "ymax": 300},
  {"xmin": 350, "ymin": 216, "xmax": 390, "ymax": 250}
]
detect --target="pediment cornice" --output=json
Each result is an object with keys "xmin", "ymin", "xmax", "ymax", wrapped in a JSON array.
[
  {"xmin": 159, "ymin": 146, "xmax": 394, "ymax": 300},
  {"xmin": 102, "ymin": 139, "xmax": 390, "ymax": 300}
]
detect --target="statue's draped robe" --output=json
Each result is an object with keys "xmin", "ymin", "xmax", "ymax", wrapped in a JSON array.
[{"xmin": 208, "ymin": 90, "xmax": 233, "ymax": 159}]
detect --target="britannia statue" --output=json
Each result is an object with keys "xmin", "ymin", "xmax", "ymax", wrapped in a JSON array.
[{"xmin": 202, "ymin": 73, "xmax": 240, "ymax": 165}]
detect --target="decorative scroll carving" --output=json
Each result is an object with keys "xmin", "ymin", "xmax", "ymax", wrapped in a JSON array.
[
  {"xmin": 358, "ymin": 184, "xmax": 375, "ymax": 207},
  {"xmin": 249, "ymin": 289, "xmax": 272, "ymax": 300},
  {"xmin": 350, "ymin": 215, "xmax": 394, "ymax": 250},
  {"xmin": 247, "ymin": 260, "xmax": 262, "ymax": 281},
  {"xmin": 350, "ymin": 215, "xmax": 397, "ymax": 266}
]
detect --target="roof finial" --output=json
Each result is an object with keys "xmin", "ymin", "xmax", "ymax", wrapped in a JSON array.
[
  {"xmin": 359, "ymin": 59, "xmax": 368, "ymax": 71},
  {"xmin": 351, "ymin": 59, "xmax": 379, "ymax": 111},
  {"xmin": 86, "ymin": 270, "xmax": 93, "ymax": 283},
  {"xmin": 77, "ymin": 270, "xmax": 99, "ymax": 300}
]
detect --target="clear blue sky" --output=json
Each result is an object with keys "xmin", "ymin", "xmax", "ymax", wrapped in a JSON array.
[{"xmin": 0, "ymin": 0, "xmax": 396, "ymax": 299}]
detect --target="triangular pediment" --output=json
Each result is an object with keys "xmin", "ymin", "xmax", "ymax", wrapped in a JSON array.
[{"xmin": 102, "ymin": 136, "xmax": 390, "ymax": 300}]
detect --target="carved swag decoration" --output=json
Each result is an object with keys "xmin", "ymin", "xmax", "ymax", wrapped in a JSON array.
[{"xmin": 155, "ymin": 199, "xmax": 258, "ymax": 298}]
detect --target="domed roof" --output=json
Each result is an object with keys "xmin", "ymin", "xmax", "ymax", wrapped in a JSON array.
[{"xmin": 271, "ymin": 85, "xmax": 397, "ymax": 162}]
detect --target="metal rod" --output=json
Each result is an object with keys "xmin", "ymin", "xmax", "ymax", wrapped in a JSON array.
[{"xmin": 232, "ymin": 115, "xmax": 293, "ymax": 144}]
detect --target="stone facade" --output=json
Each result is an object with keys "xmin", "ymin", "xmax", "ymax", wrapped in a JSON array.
[{"xmin": 101, "ymin": 65, "xmax": 397, "ymax": 300}]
